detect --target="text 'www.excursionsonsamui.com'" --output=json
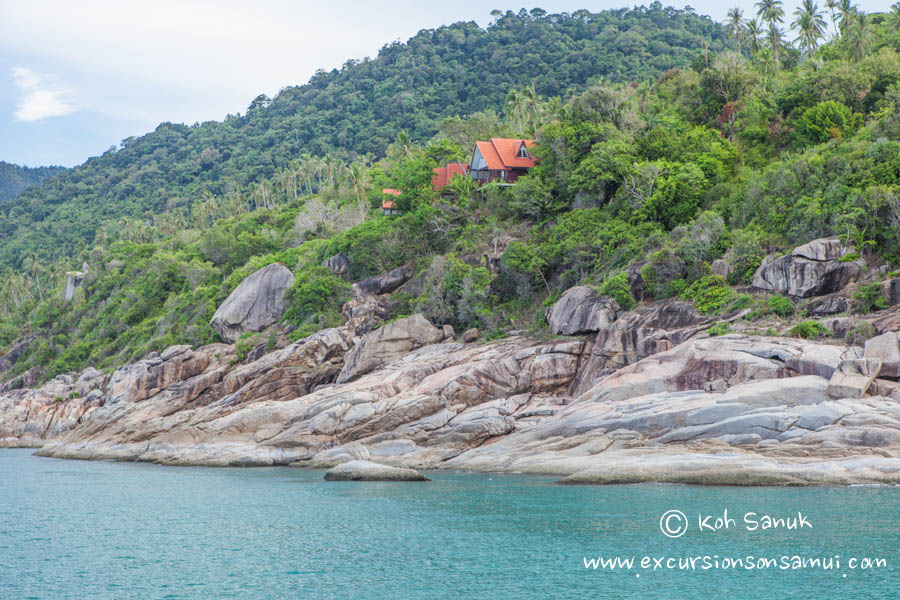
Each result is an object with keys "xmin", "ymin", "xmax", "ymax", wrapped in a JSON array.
[{"xmin": 583, "ymin": 554, "xmax": 888, "ymax": 574}]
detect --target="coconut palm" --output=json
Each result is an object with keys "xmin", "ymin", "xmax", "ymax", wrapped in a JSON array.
[
  {"xmin": 844, "ymin": 9, "xmax": 872, "ymax": 62},
  {"xmin": 756, "ymin": 0, "xmax": 785, "ymax": 63},
  {"xmin": 792, "ymin": 0, "xmax": 827, "ymax": 54},
  {"xmin": 890, "ymin": 2, "xmax": 900, "ymax": 32},
  {"xmin": 726, "ymin": 7, "xmax": 745, "ymax": 50},
  {"xmin": 825, "ymin": 0, "xmax": 839, "ymax": 37},
  {"xmin": 745, "ymin": 18, "xmax": 763, "ymax": 53},
  {"xmin": 837, "ymin": 0, "xmax": 855, "ymax": 34}
]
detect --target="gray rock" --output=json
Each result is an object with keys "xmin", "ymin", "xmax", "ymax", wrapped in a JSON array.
[
  {"xmin": 711, "ymin": 259, "xmax": 730, "ymax": 279},
  {"xmin": 547, "ymin": 286, "xmax": 617, "ymax": 336},
  {"xmin": 463, "ymin": 328, "xmax": 479, "ymax": 343},
  {"xmin": 337, "ymin": 314, "xmax": 443, "ymax": 383},
  {"xmin": 865, "ymin": 332, "xmax": 900, "ymax": 378},
  {"xmin": 210, "ymin": 263, "xmax": 295, "ymax": 343},
  {"xmin": 323, "ymin": 460, "xmax": 429, "ymax": 481},
  {"xmin": 352, "ymin": 266, "xmax": 412, "ymax": 297},
  {"xmin": 442, "ymin": 325, "xmax": 455, "ymax": 341},
  {"xmin": 881, "ymin": 278, "xmax": 900, "ymax": 306},
  {"xmin": 752, "ymin": 238, "xmax": 861, "ymax": 298},
  {"xmin": 64, "ymin": 262, "xmax": 89, "ymax": 302},
  {"xmin": 827, "ymin": 358, "xmax": 882, "ymax": 399},
  {"xmin": 806, "ymin": 296, "xmax": 850, "ymax": 316},
  {"xmin": 322, "ymin": 253, "xmax": 349, "ymax": 276}
]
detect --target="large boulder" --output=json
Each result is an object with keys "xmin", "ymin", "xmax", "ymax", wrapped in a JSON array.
[
  {"xmin": 210, "ymin": 263, "xmax": 295, "ymax": 343},
  {"xmin": 337, "ymin": 314, "xmax": 443, "ymax": 383},
  {"xmin": 865, "ymin": 332, "xmax": 900, "ymax": 378},
  {"xmin": 752, "ymin": 238, "xmax": 861, "ymax": 298},
  {"xmin": 547, "ymin": 286, "xmax": 617, "ymax": 336},
  {"xmin": 882, "ymin": 278, "xmax": 900, "ymax": 306},
  {"xmin": 352, "ymin": 266, "xmax": 412, "ymax": 297},
  {"xmin": 324, "ymin": 460, "xmax": 429, "ymax": 481},
  {"xmin": 322, "ymin": 253, "xmax": 349, "ymax": 276},
  {"xmin": 827, "ymin": 358, "xmax": 881, "ymax": 399}
]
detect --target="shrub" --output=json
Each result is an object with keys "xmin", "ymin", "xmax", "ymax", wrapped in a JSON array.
[
  {"xmin": 767, "ymin": 294, "xmax": 795, "ymax": 318},
  {"xmin": 852, "ymin": 283, "xmax": 888, "ymax": 314},
  {"xmin": 283, "ymin": 265, "xmax": 352, "ymax": 326},
  {"xmin": 846, "ymin": 321, "xmax": 876, "ymax": 346},
  {"xmin": 598, "ymin": 273, "xmax": 636, "ymax": 311},
  {"xmin": 680, "ymin": 275, "xmax": 734, "ymax": 314},
  {"xmin": 789, "ymin": 321, "xmax": 833, "ymax": 339},
  {"xmin": 708, "ymin": 321, "xmax": 732, "ymax": 336}
]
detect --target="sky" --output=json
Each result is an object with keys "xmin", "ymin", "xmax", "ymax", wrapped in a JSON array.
[{"xmin": 1, "ymin": 1, "xmax": 894, "ymax": 168}]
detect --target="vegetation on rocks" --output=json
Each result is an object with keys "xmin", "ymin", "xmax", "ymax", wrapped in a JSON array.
[{"xmin": 2, "ymin": 2, "xmax": 900, "ymax": 385}]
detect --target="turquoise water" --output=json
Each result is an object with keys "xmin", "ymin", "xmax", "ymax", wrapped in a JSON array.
[{"xmin": 1, "ymin": 449, "xmax": 898, "ymax": 599}]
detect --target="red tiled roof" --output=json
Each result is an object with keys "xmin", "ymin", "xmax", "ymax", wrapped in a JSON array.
[
  {"xmin": 382, "ymin": 188, "xmax": 401, "ymax": 196},
  {"xmin": 473, "ymin": 138, "xmax": 536, "ymax": 171},
  {"xmin": 432, "ymin": 162, "xmax": 468, "ymax": 190},
  {"xmin": 381, "ymin": 188, "xmax": 400, "ymax": 210}
]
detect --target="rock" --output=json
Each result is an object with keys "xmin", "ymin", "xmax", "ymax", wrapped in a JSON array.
[
  {"xmin": 865, "ymin": 332, "xmax": 900, "ymax": 378},
  {"xmin": 881, "ymin": 278, "xmax": 900, "ymax": 306},
  {"xmin": 210, "ymin": 263, "xmax": 295, "ymax": 343},
  {"xmin": 341, "ymin": 296, "xmax": 390, "ymax": 337},
  {"xmin": 442, "ymin": 325, "xmax": 455, "ymax": 341},
  {"xmin": 395, "ymin": 272, "xmax": 427, "ymax": 298},
  {"xmin": 711, "ymin": 259, "xmax": 730, "ymax": 279},
  {"xmin": 323, "ymin": 460, "xmax": 429, "ymax": 481},
  {"xmin": 751, "ymin": 238, "xmax": 861, "ymax": 298},
  {"xmin": 463, "ymin": 328, "xmax": 479, "ymax": 343},
  {"xmin": 806, "ymin": 296, "xmax": 850, "ymax": 316},
  {"xmin": 827, "ymin": 358, "xmax": 882, "ymax": 399},
  {"xmin": 64, "ymin": 262, "xmax": 89, "ymax": 302},
  {"xmin": 546, "ymin": 286, "xmax": 618, "ymax": 336},
  {"xmin": 337, "ymin": 314, "xmax": 443, "ymax": 383},
  {"xmin": 626, "ymin": 262, "xmax": 647, "ymax": 301},
  {"xmin": 352, "ymin": 266, "xmax": 412, "ymax": 297},
  {"xmin": 322, "ymin": 253, "xmax": 349, "ymax": 276}
]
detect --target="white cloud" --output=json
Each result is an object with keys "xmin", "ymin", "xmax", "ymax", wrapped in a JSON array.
[{"xmin": 11, "ymin": 67, "xmax": 75, "ymax": 122}]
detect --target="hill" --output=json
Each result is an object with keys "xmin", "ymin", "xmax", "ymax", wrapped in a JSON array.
[
  {"xmin": 0, "ymin": 5, "xmax": 726, "ymax": 269},
  {"xmin": 0, "ymin": 162, "xmax": 66, "ymax": 204}
]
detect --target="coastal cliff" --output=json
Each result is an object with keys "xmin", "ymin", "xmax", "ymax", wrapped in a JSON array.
[{"xmin": 5, "ymin": 264, "xmax": 900, "ymax": 485}]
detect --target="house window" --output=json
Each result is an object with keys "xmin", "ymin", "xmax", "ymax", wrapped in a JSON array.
[{"xmin": 517, "ymin": 145, "xmax": 529, "ymax": 159}]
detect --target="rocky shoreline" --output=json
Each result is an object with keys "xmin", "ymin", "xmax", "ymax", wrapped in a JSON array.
[{"xmin": 3, "ymin": 237, "xmax": 900, "ymax": 486}]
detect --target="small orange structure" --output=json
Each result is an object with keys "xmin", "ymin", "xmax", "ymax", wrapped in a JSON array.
[
  {"xmin": 469, "ymin": 138, "xmax": 536, "ymax": 184},
  {"xmin": 381, "ymin": 188, "xmax": 401, "ymax": 214},
  {"xmin": 431, "ymin": 162, "xmax": 468, "ymax": 191}
]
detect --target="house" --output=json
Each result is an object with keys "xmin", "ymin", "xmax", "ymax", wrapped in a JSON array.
[
  {"xmin": 469, "ymin": 138, "xmax": 536, "ymax": 184},
  {"xmin": 381, "ymin": 188, "xmax": 401, "ymax": 215},
  {"xmin": 432, "ymin": 162, "xmax": 468, "ymax": 191}
]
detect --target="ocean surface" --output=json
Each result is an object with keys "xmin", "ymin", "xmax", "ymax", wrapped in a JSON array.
[{"xmin": 1, "ymin": 449, "xmax": 897, "ymax": 599}]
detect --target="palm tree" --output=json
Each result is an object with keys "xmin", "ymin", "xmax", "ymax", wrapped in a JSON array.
[
  {"xmin": 756, "ymin": 0, "xmax": 785, "ymax": 64},
  {"xmin": 745, "ymin": 18, "xmax": 763, "ymax": 53},
  {"xmin": 844, "ymin": 9, "xmax": 872, "ymax": 62},
  {"xmin": 825, "ymin": 0, "xmax": 839, "ymax": 37},
  {"xmin": 792, "ymin": 0, "xmax": 827, "ymax": 54},
  {"xmin": 890, "ymin": 2, "xmax": 900, "ymax": 32},
  {"xmin": 506, "ymin": 89, "xmax": 526, "ymax": 133},
  {"xmin": 726, "ymin": 7, "xmax": 745, "ymax": 50},
  {"xmin": 837, "ymin": 0, "xmax": 855, "ymax": 34}
]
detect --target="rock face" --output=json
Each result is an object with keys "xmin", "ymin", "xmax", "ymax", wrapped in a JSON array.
[
  {"xmin": 210, "ymin": 263, "xmax": 295, "ymax": 343},
  {"xmin": 323, "ymin": 460, "xmax": 429, "ymax": 481},
  {"xmin": 752, "ymin": 238, "xmax": 862, "ymax": 298},
  {"xmin": 827, "ymin": 358, "xmax": 881, "ymax": 399},
  {"xmin": 322, "ymin": 253, "xmax": 350, "ymax": 276},
  {"xmin": 337, "ymin": 314, "xmax": 443, "ymax": 383},
  {"xmin": 6, "ymin": 287, "xmax": 900, "ymax": 485},
  {"xmin": 352, "ymin": 266, "xmax": 412, "ymax": 297},
  {"xmin": 547, "ymin": 286, "xmax": 617, "ymax": 335},
  {"xmin": 64, "ymin": 262, "xmax": 89, "ymax": 302},
  {"xmin": 865, "ymin": 332, "xmax": 900, "ymax": 378}
]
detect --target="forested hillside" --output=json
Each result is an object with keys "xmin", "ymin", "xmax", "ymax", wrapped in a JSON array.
[
  {"xmin": 0, "ymin": 5, "xmax": 726, "ymax": 269},
  {"xmin": 0, "ymin": 162, "xmax": 65, "ymax": 204},
  {"xmin": 2, "ymin": 2, "xmax": 900, "ymax": 388}
]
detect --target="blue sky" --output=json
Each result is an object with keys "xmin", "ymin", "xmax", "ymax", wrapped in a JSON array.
[{"xmin": 1, "ymin": 1, "xmax": 893, "ymax": 167}]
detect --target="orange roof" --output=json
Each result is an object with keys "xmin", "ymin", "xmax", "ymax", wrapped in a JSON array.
[
  {"xmin": 432, "ymin": 162, "xmax": 468, "ymax": 190},
  {"xmin": 474, "ymin": 138, "xmax": 535, "ymax": 171},
  {"xmin": 382, "ymin": 199, "xmax": 395, "ymax": 209},
  {"xmin": 382, "ymin": 188, "xmax": 401, "ymax": 196}
]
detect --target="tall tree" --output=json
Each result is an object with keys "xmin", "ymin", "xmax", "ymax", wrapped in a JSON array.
[
  {"xmin": 756, "ymin": 0, "xmax": 786, "ymax": 64},
  {"xmin": 726, "ymin": 7, "xmax": 745, "ymax": 51},
  {"xmin": 745, "ymin": 18, "xmax": 764, "ymax": 53},
  {"xmin": 843, "ymin": 9, "xmax": 872, "ymax": 62},
  {"xmin": 792, "ymin": 0, "xmax": 827, "ymax": 54},
  {"xmin": 825, "ymin": 0, "xmax": 840, "ymax": 37}
]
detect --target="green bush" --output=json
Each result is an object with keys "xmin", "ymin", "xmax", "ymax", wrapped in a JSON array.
[
  {"xmin": 283, "ymin": 265, "xmax": 352, "ymax": 326},
  {"xmin": 852, "ymin": 283, "xmax": 888, "ymax": 314},
  {"xmin": 767, "ymin": 294, "xmax": 795, "ymax": 317},
  {"xmin": 680, "ymin": 275, "xmax": 734, "ymax": 314},
  {"xmin": 707, "ymin": 321, "xmax": 732, "ymax": 336},
  {"xmin": 598, "ymin": 273, "xmax": 636, "ymax": 311},
  {"xmin": 789, "ymin": 321, "xmax": 833, "ymax": 339}
]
